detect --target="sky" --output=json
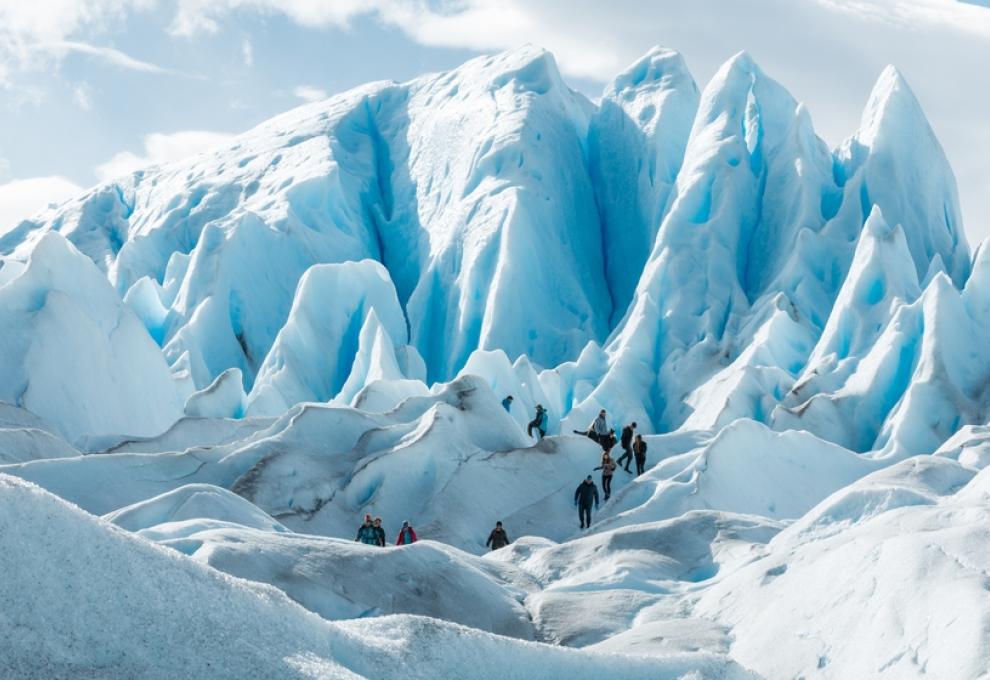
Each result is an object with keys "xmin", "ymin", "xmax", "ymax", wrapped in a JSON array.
[{"xmin": 1, "ymin": 0, "xmax": 989, "ymax": 245}]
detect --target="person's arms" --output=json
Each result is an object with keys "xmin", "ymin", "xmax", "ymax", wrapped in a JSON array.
[{"xmin": 486, "ymin": 531, "xmax": 493, "ymax": 547}]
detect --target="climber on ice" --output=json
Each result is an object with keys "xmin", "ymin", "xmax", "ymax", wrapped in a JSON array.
[
  {"xmin": 486, "ymin": 521, "xmax": 511, "ymax": 550},
  {"xmin": 527, "ymin": 404, "xmax": 548, "ymax": 439},
  {"xmin": 579, "ymin": 409, "xmax": 609, "ymax": 449},
  {"xmin": 373, "ymin": 517, "xmax": 386, "ymax": 547},
  {"xmin": 616, "ymin": 422, "xmax": 636, "ymax": 472},
  {"xmin": 501, "ymin": 395, "xmax": 514, "ymax": 412},
  {"xmin": 355, "ymin": 515, "xmax": 378, "ymax": 545},
  {"xmin": 634, "ymin": 434, "xmax": 648, "ymax": 476},
  {"xmin": 396, "ymin": 520, "xmax": 418, "ymax": 545},
  {"xmin": 574, "ymin": 475, "xmax": 600, "ymax": 529},
  {"xmin": 594, "ymin": 451, "xmax": 617, "ymax": 501}
]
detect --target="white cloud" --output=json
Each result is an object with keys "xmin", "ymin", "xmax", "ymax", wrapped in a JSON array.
[
  {"xmin": 292, "ymin": 85, "xmax": 328, "ymax": 103},
  {"xmin": 0, "ymin": 176, "xmax": 84, "ymax": 235},
  {"xmin": 0, "ymin": 1, "xmax": 179, "ymax": 81},
  {"xmin": 169, "ymin": 0, "xmax": 391, "ymax": 37},
  {"xmin": 95, "ymin": 130, "xmax": 236, "ymax": 182},
  {"xmin": 39, "ymin": 40, "xmax": 181, "ymax": 75},
  {"xmin": 72, "ymin": 81, "xmax": 93, "ymax": 110}
]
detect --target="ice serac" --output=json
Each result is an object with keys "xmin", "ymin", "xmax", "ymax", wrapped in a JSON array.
[
  {"xmin": 4, "ymin": 86, "xmax": 390, "ymax": 395},
  {"xmin": 0, "ymin": 232, "xmax": 185, "ymax": 443},
  {"xmin": 247, "ymin": 260, "xmax": 408, "ymax": 416},
  {"xmin": 392, "ymin": 46, "xmax": 610, "ymax": 380},
  {"xmin": 591, "ymin": 52, "xmax": 837, "ymax": 431},
  {"xmin": 589, "ymin": 47, "xmax": 699, "ymax": 323},
  {"xmin": 770, "ymin": 207, "xmax": 923, "ymax": 448},
  {"xmin": 873, "ymin": 273, "xmax": 988, "ymax": 458},
  {"xmin": 184, "ymin": 367, "xmax": 247, "ymax": 419},
  {"xmin": 836, "ymin": 65, "xmax": 970, "ymax": 288}
]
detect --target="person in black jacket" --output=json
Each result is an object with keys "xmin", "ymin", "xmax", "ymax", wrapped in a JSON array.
[
  {"xmin": 574, "ymin": 475, "xmax": 600, "ymax": 529},
  {"xmin": 616, "ymin": 422, "xmax": 636, "ymax": 472},
  {"xmin": 370, "ymin": 517, "xmax": 387, "ymax": 547},
  {"xmin": 486, "ymin": 521, "xmax": 510, "ymax": 550},
  {"xmin": 633, "ymin": 434, "xmax": 648, "ymax": 476}
]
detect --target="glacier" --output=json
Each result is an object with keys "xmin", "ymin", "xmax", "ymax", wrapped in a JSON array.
[{"xmin": 1, "ymin": 43, "xmax": 989, "ymax": 679}]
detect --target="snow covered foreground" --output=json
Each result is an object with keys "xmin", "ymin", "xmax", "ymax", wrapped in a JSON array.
[{"xmin": 1, "ymin": 43, "xmax": 990, "ymax": 678}]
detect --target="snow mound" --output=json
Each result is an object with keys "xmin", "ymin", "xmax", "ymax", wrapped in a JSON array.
[
  {"xmin": 104, "ymin": 483, "xmax": 288, "ymax": 533},
  {"xmin": 598, "ymin": 420, "xmax": 880, "ymax": 529},
  {"xmin": 691, "ymin": 461, "xmax": 990, "ymax": 679},
  {"xmin": 165, "ymin": 528, "xmax": 536, "ymax": 639}
]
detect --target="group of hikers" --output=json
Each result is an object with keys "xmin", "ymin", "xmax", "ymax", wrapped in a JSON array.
[
  {"xmin": 356, "ymin": 513, "xmax": 512, "ymax": 552},
  {"xmin": 355, "ymin": 403, "xmax": 651, "ymax": 550},
  {"xmin": 355, "ymin": 515, "xmax": 418, "ymax": 546},
  {"xmin": 506, "ymin": 398, "xmax": 651, "ymax": 526}
]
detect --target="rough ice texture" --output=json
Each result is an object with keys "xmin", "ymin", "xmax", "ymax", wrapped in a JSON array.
[
  {"xmin": 0, "ymin": 45, "xmax": 980, "ymax": 455},
  {"xmin": 1, "ymin": 44, "xmax": 989, "ymax": 677}
]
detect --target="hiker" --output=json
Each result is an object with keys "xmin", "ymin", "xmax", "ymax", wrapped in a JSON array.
[
  {"xmin": 501, "ymin": 395, "xmax": 514, "ymax": 412},
  {"xmin": 588, "ymin": 409, "xmax": 609, "ymax": 447},
  {"xmin": 616, "ymin": 422, "xmax": 637, "ymax": 472},
  {"xmin": 355, "ymin": 514, "xmax": 377, "ymax": 545},
  {"xmin": 594, "ymin": 451, "xmax": 617, "ymax": 501},
  {"xmin": 396, "ymin": 520, "xmax": 418, "ymax": 545},
  {"xmin": 634, "ymin": 434, "xmax": 648, "ymax": 476},
  {"xmin": 373, "ymin": 517, "xmax": 386, "ymax": 547},
  {"xmin": 527, "ymin": 404, "xmax": 548, "ymax": 439},
  {"xmin": 486, "ymin": 521, "xmax": 511, "ymax": 550},
  {"xmin": 574, "ymin": 475, "xmax": 600, "ymax": 529}
]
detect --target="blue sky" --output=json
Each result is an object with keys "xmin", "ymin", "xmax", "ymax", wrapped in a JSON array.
[{"xmin": 2, "ymin": 0, "xmax": 990, "ymax": 243}]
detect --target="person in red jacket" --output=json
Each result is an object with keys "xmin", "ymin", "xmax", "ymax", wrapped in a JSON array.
[{"xmin": 395, "ymin": 520, "xmax": 418, "ymax": 545}]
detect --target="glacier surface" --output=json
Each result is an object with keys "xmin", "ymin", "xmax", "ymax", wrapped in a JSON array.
[{"xmin": 1, "ymin": 43, "xmax": 989, "ymax": 678}]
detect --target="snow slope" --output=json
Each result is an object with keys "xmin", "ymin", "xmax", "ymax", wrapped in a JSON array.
[{"xmin": 0, "ymin": 474, "xmax": 757, "ymax": 680}]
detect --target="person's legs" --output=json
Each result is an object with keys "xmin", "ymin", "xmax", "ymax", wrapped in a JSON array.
[
  {"xmin": 636, "ymin": 458, "xmax": 645, "ymax": 475},
  {"xmin": 617, "ymin": 445, "xmax": 632, "ymax": 470},
  {"xmin": 602, "ymin": 475, "xmax": 611, "ymax": 499},
  {"xmin": 579, "ymin": 504, "xmax": 591, "ymax": 528}
]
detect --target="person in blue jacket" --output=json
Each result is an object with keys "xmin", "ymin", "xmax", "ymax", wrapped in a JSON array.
[
  {"xmin": 527, "ymin": 404, "xmax": 549, "ymax": 439},
  {"xmin": 501, "ymin": 395, "xmax": 514, "ymax": 412},
  {"xmin": 355, "ymin": 515, "xmax": 377, "ymax": 545}
]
